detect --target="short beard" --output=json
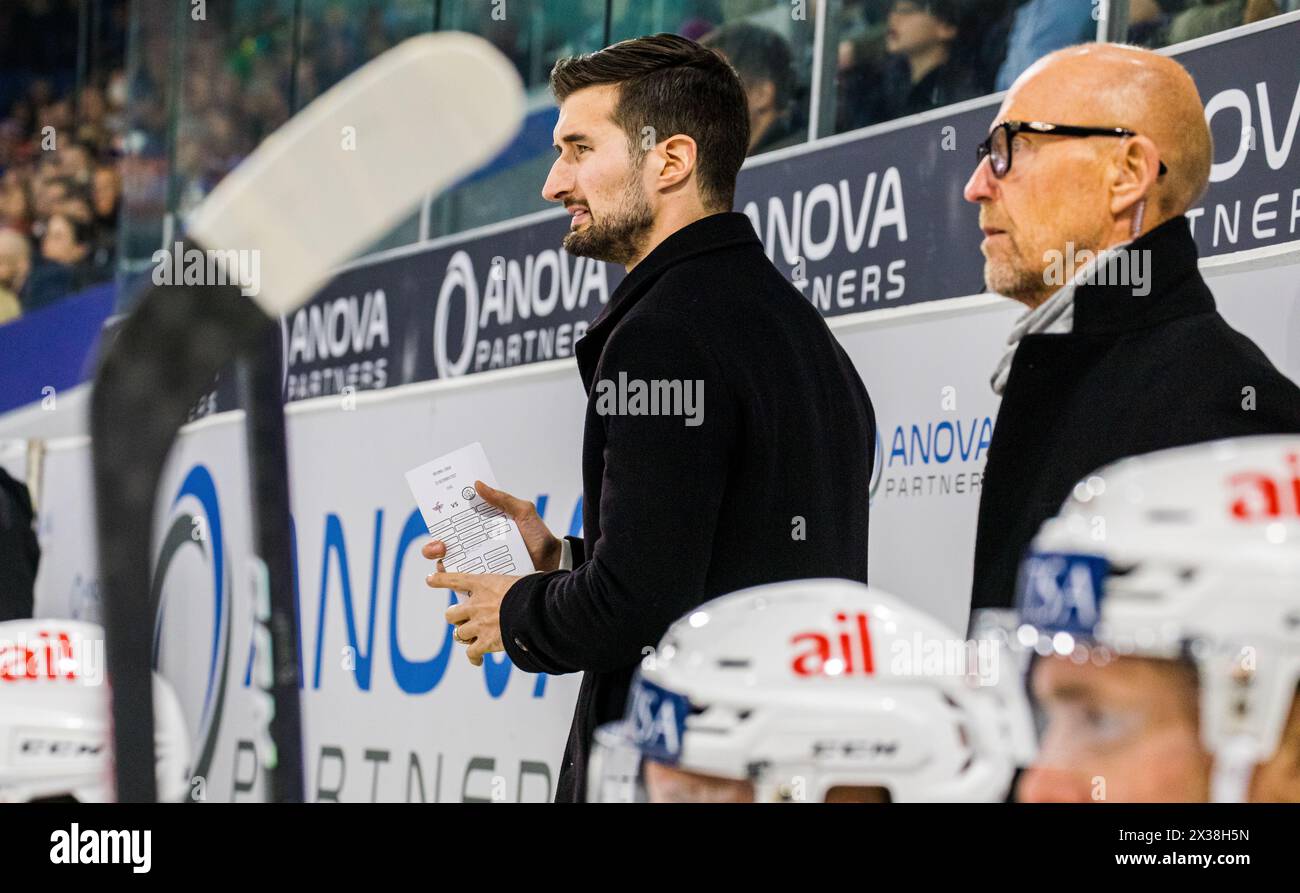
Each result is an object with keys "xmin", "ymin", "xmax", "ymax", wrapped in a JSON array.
[
  {"xmin": 985, "ymin": 227, "xmax": 1106, "ymax": 309},
  {"xmin": 984, "ymin": 256, "xmax": 1049, "ymax": 307},
  {"xmin": 562, "ymin": 165, "xmax": 655, "ymax": 266}
]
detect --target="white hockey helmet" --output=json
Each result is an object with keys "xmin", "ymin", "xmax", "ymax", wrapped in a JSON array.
[
  {"xmin": 1013, "ymin": 435, "xmax": 1300, "ymax": 802},
  {"xmin": 0, "ymin": 619, "xmax": 192, "ymax": 802},
  {"xmin": 589, "ymin": 578, "xmax": 1035, "ymax": 802}
]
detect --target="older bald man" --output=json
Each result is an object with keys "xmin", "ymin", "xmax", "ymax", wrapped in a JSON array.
[{"xmin": 965, "ymin": 43, "xmax": 1300, "ymax": 614}]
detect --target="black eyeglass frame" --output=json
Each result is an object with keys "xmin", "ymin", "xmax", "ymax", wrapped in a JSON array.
[{"xmin": 976, "ymin": 120, "xmax": 1169, "ymax": 178}]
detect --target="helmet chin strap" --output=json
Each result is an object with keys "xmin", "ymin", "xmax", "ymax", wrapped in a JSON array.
[{"xmin": 1210, "ymin": 734, "xmax": 1261, "ymax": 803}]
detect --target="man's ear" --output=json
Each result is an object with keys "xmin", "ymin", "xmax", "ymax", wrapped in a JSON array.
[
  {"xmin": 655, "ymin": 133, "xmax": 698, "ymax": 193},
  {"xmin": 1109, "ymin": 134, "xmax": 1162, "ymax": 219}
]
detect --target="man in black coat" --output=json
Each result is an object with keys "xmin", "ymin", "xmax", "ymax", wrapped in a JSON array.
[
  {"xmin": 963, "ymin": 43, "xmax": 1300, "ymax": 614},
  {"xmin": 0, "ymin": 466, "xmax": 40, "ymax": 621},
  {"xmin": 424, "ymin": 34, "xmax": 876, "ymax": 802}
]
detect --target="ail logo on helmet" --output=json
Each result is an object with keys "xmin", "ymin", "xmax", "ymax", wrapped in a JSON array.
[
  {"xmin": 791, "ymin": 612, "xmax": 874, "ymax": 676},
  {"xmin": 1228, "ymin": 453, "xmax": 1300, "ymax": 520},
  {"xmin": 0, "ymin": 631, "xmax": 78, "ymax": 682}
]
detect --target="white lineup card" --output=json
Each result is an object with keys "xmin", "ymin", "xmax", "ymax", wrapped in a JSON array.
[{"xmin": 405, "ymin": 442, "xmax": 535, "ymax": 579}]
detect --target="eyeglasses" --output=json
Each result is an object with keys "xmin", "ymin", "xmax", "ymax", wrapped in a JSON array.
[{"xmin": 976, "ymin": 120, "xmax": 1168, "ymax": 179}]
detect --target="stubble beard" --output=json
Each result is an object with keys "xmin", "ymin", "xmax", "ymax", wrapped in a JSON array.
[
  {"xmin": 984, "ymin": 249, "xmax": 1048, "ymax": 307},
  {"xmin": 986, "ymin": 216, "xmax": 1111, "ymax": 308},
  {"xmin": 563, "ymin": 168, "xmax": 655, "ymax": 267}
]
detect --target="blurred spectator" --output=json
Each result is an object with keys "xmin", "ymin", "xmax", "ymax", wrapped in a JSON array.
[
  {"xmin": 968, "ymin": 0, "xmax": 1019, "ymax": 92},
  {"xmin": 90, "ymin": 162, "xmax": 120, "ymax": 274},
  {"xmin": 40, "ymin": 211, "xmax": 91, "ymax": 271},
  {"xmin": 1167, "ymin": 0, "xmax": 1278, "ymax": 43},
  {"xmin": 57, "ymin": 140, "xmax": 94, "ymax": 185},
  {"xmin": 702, "ymin": 22, "xmax": 804, "ymax": 155},
  {"xmin": 995, "ymin": 0, "xmax": 1097, "ymax": 91},
  {"xmin": 33, "ymin": 174, "xmax": 73, "ymax": 221},
  {"xmin": 835, "ymin": 1, "xmax": 890, "ymax": 132},
  {"xmin": 0, "ymin": 230, "xmax": 30, "ymax": 324},
  {"xmin": 1126, "ymin": 0, "xmax": 1182, "ymax": 46},
  {"xmin": 26, "ymin": 211, "xmax": 93, "ymax": 312},
  {"xmin": 55, "ymin": 190, "xmax": 94, "ymax": 226},
  {"xmin": 0, "ymin": 172, "xmax": 34, "ymax": 237},
  {"xmin": 843, "ymin": 0, "xmax": 980, "ymax": 130}
]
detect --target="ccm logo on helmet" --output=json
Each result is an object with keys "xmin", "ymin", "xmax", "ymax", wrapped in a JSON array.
[
  {"xmin": 17, "ymin": 737, "xmax": 105, "ymax": 759},
  {"xmin": 1229, "ymin": 453, "xmax": 1300, "ymax": 520},
  {"xmin": 791, "ymin": 612, "xmax": 875, "ymax": 676}
]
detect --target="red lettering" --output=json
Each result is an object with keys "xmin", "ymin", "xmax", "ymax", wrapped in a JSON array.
[
  {"xmin": 835, "ymin": 614, "xmax": 854, "ymax": 675},
  {"xmin": 1229, "ymin": 472, "xmax": 1281, "ymax": 519},
  {"xmin": 0, "ymin": 631, "xmax": 81, "ymax": 681},
  {"xmin": 791, "ymin": 632, "xmax": 831, "ymax": 676},
  {"xmin": 792, "ymin": 613, "xmax": 874, "ymax": 676},
  {"xmin": 858, "ymin": 612, "xmax": 874, "ymax": 674},
  {"xmin": 1289, "ymin": 454, "xmax": 1300, "ymax": 516}
]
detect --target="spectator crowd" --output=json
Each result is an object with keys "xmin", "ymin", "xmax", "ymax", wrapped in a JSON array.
[
  {"xmin": 0, "ymin": 0, "xmax": 126, "ymax": 326},
  {"xmin": 0, "ymin": 0, "xmax": 1288, "ymax": 329}
]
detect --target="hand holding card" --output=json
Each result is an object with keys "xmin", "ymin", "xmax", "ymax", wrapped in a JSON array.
[{"xmin": 405, "ymin": 443, "xmax": 536, "ymax": 593}]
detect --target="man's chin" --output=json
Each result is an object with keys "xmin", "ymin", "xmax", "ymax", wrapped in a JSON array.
[
  {"xmin": 984, "ymin": 262, "xmax": 1045, "ymax": 304},
  {"xmin": 562, "ymin": 230, "xmax": 606, "ymax": 261},
  {"xmin": 563, "ymin": 226, "xmax": 643, "ymax": 266}
]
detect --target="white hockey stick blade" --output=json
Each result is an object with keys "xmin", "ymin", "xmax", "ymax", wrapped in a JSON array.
[{"xmin": 186, "ymin": 31, "xmax": 525, "ymax": 317}]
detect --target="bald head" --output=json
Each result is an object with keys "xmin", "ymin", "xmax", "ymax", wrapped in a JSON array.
[
  {"xmin": 1007, "ymin": 43, "xmax": 1211, "ymax": 218},
  {"xmin": 965, "ymin": 43, "xmax": 1214, "ymax": 308}
]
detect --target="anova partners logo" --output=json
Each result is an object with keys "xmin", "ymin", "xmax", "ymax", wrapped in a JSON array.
[
  {"xmin": 869, "ymin": 414, "xmax": 994, "ymax": 503},
  {"xmin": 153, "ymin": 464, "xmax": 234, "ymax": 792},
  {"xmin": 434, "ymin": 246, "xmax": 608, "ymax": 378}
]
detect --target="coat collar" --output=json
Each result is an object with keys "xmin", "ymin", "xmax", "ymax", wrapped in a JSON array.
[
  {"xmin": 1070, "ymin": 213, "xmax": 1215, "ymax": 336},
  {"xmin": 575, "ymin": 212, "xmax": 760, "ymax": 386}
]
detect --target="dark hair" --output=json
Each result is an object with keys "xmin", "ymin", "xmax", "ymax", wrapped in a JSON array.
[
  {"xmin": 909, "ymin": 0, "xmax": 966, "ymax": 29},
  {"xmin": 700, "ymin": 22, "xmax": 795, "ymax": 112},
  {"xmin": 549, "ymin": 32, "xmax": 749, "ymax": 211}
]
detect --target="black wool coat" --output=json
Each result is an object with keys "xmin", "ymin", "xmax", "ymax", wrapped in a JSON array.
[
  {"xmin": 971, "ymin": 214, "xmax": 1300, "ymax": 614},
  {"xmin": 499, "ymin": 212, "xmax": 876, "ymax": 802},
  {"xmin": 0, "ymin": 467, "xmax": 39, "ymax": 621}
]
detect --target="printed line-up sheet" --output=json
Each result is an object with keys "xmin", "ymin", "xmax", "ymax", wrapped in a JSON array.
[{"xmin": 405, "ymin": 442, "xmax": 535, "ymax": 579}]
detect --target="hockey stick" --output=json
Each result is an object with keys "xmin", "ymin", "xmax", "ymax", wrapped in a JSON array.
[{"xmin": 91, "ymin": 32, "xmax": 524, "ymax": 802}]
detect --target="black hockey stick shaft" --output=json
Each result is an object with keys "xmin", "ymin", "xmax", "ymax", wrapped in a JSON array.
[
  {"xmin": 237, "ymin": 319, "xmax": 306, "ymax": 802},
  {"xmin": 93, "ymin": 258, "xmax": 266, "ymax": 802},
  {"xmin": 91, "ymin": 34, "xmax": 523, "ymax": 803}
]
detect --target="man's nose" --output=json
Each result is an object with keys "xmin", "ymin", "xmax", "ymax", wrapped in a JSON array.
[
  {"xmin": 542, "ymin": 157, "xmax": 571, "ymax": 204},
  {"xmin": 1016, "ymin": 765, "xmax": 1094, "ymax": 803},
  {"xmin": 964, "ymin": 156, "xmax": 996, "ymax": 205}
]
